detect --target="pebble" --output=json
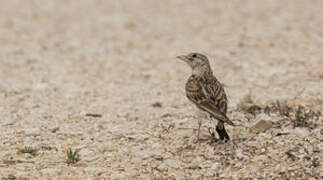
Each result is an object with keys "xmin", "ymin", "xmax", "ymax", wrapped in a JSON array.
[
  {"xmin": 288, "ymin": 127, "xmax": 310, "ymax": 138},
  {"xmin": 157, "ymin": 163, "xmax": 167, "ymax": 171},
  {"xmin": 164, "ymin": 159, "xmax": 181, "ymax": 169},
  {"xmin": 24, "ymin": 128, "xmax": 41, "ymax": 136},
  {"xmin": 41, "ymin": 168, "xmax": 57, "ymax": 175},
  {"xmin": 211, "ymin": 163, "xmax": 218, "ymax": 170},
  {"xmin": 249, "ymin": 119, "xmax": 273, "ymax": 133}
]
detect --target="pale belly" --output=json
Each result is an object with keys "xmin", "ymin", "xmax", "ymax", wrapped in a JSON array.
[{"xmin": 191, "ymin": 104, "xmax": 218, "ymax": 126}]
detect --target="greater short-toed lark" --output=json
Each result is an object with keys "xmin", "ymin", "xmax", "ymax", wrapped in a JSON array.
[{"xmin": 177, "ymin": 52, "xmax": 234, "ymax": 141}]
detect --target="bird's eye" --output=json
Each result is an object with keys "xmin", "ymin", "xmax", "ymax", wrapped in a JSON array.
[{"xmin": 191, "ymin": 54, "xmax": 197, "ymax": 58}]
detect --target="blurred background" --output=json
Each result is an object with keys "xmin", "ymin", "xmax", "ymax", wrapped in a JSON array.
[
  {"xmin": 0, "ymin": 0, "xmax": 322, "ymax": 179},
  {"xmin": 1, "ymin": 0, "xmax": 322, "ymax": 105}
]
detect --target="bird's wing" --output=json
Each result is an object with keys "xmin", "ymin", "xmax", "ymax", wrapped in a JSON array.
[
  {"xmin": 202, "ymin": 79, "xmax": 228, "ymax": 114},
  {"xmin": 196, "ymin": 99, "xmax": 234, "ymax": 126},
  {"xmin": 186, "ymin": 77, "xmax": 234, "ymax": 126}
]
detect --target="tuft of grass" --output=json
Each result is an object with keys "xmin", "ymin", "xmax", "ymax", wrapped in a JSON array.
[
  {"xmin": 66, "ymin": 148, "xmax": 80, "ymax": 164},
  {"xmin": 263, "ymin": 105, "xmax": 271, "ymax": 116},
  {"xmin": 262, "ymin": 100, "xmax": 320, "ymax": 128},
  {"xmin": 18, "ymin": 146, "xmax": 38, "ymax": 156},
  {"xmin": 293, "ymin": 105, "xmax": 321, "ymax": 128},
  {"xmin": 262, "ymin": 100, "xmax": 293, "ymax": 117},
  {"xmin": 294, "ymin": 105, "xmax": 308, "ymax": 127},
  {"xmin": 275, "ymin": 100, "xmax": 292, "ymax": 117},
  {"xmin": 238, "ymin": 96, "xmax": 321, "ymax": 129}
]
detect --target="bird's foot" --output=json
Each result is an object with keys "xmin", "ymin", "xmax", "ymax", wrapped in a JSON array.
[
  {"xmin": 208, "ymin": 127, "xmax": 216, "ymax": 138},
  {"xmin": 208, "ymin": 127, "xmax": 220, "ymax": 143}
]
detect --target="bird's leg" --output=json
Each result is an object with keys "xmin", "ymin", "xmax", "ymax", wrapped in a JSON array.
[
  {"xmin": 209, "ymin": 116, "xmax": 219, "ymax": 140},
  {"xmin": 197, "ymin": 119, "xmax": 202, "ymax": 141},
  {"xmin": 208, "ymin": 127, "xmax": 215, "ymax": 138}
]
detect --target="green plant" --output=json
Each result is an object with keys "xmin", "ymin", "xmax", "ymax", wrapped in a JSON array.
[
  {"xmin": 263, "ymin": 105, "xmax": 271, "ymax": 116},
  {"xmin": 66, "ymin": 148, "xmax": 80, "ymax": 164},
  {"xmin": 276, "ymin": 100, "xmax": 292, "ymax": 117},
  {"xmin": 18, "ymin": 146, "xmax": 38, "ymax": 156}
]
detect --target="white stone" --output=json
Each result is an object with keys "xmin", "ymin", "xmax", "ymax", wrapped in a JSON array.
[
  {"xmin": 318, "ymin": 142, "xmax": 323, "ymax": 151},
  {"xmin": 136, "ymin": 151, "xmax": 155, "ymax": 159},
  {"xmin": 79, "ymin": 148, "xmax": 92, "ymax": 157},
  {"xmin": 157, "ymin": 163, "xmax": 167, "ymax": 171},
  {"xmin": 176, "ymin": 128, "xmax": 192, "ymax": 137},
  {"xmin": 257, "ymin": 113, "xmax": 272, "ymax": 121},
  {"xmin": 24, "ymin": 128, "xmax": 41, "ymax": 136},
  {"xmin": 0, "ymin": 151, "xmax": 11, "ymax": 157},
  {"xmin": 33, "ymin": 83, "xmax": 47, "ymax": 90},
  {"xmin": 164, "ymin": 159, "xmax": 181, "ymax": 169},
  {"xmin": 211, "ymin": 163, "xmax": 218, "ymax": 170},
  {"xmin": 235, "ymin": 148, "xmax": 246, "ymax": 159},
  {"xmin": 41, "ymin": 168, "xmax": 57, "ymax": 174},
  {"xmin": 289, "ymin": 127, "xmax": 310, "ymax": 138},
  {"xmin": 106, "ymin": 113, "xmax": 111, "ymax": 120},
  {"xmin": 84, "ymin": 167, "xmax": 100, "ymax": 172}
]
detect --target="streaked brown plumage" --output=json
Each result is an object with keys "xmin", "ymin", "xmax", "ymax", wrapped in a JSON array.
[{"xmin": 177, "ymin": 52, "xmax": 234, "ymax": 141}]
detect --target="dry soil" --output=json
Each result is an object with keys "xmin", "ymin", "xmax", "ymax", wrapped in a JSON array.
[{"xmin": 0, "ymin": 0, "xmax": 322, "ymax": 179}]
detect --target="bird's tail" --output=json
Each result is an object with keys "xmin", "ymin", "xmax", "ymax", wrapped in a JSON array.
[{"xmin": 216, "ymin": 125, "xmax": 230, "ymax": 141}]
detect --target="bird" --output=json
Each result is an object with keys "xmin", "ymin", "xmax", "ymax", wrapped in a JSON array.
[{"xmin": 176, "ymin": 52, "xmax": 234, "ymax": 142}]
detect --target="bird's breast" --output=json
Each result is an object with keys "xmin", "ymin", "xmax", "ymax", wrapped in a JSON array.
[{"xmin": 191, "ymin": 103, "xmax": 219, "ymax": 126}]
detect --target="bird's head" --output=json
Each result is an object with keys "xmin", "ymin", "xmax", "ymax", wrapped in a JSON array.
[{"xmin": 177, "ymin": 52, "xmax": 212, "ymax": 76}]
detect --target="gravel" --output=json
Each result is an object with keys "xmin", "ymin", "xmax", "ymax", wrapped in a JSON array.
[{"xmin": 0, "ymin": 0, "xmax": 322, "ymax": 179}]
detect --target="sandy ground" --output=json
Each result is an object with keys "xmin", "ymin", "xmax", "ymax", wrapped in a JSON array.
[{"xmin": 0, "ymin": 0, "xmax": 322, "ymax": 179}]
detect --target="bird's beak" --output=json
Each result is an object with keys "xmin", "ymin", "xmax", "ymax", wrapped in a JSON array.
[{"xmin": 176, "ymin": 55, "xmax": 188, "ymax": 62}]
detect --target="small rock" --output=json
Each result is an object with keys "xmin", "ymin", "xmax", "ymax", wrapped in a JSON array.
[
  {"xmin": 287, "ymin": 127, "xmax": 310, "ymax": 138},
  {"xmin": 176, "ymin": 128, "xmax": 192, "ymax": 138},
  {"xmin": 123, "ymin": 21, "xmax": 136, "ymax": 30},
  {"xmin": 246, "ymin": 140, "xmax": 259, "ymax": 147},
  {"xmin": 85, "ymin": 113, "xmax": 102, "ymax": 118},
  {"xmin": 161, "ymin": 113, "xmax": 172, "ymax": 118},
  {"xmin": 152, "ymin": 102, "xmax": 162, "ymax": 108},
  {"xmin": 199, "ymin": 160, "xmax": 212, "ymax": 168},
  {"xmin": 317, "ymin": 142, "xmax": 323, "ymax": 151},
  {"xmin": 84, "ymin": 167, "xmax": 100, "ymax": 172},
  {"xmin": 171, "ymin": 171, "xmax": 185, "ymax": 180},
  {"xmin": 252, "ymin": 155, "xmax": 267, "ymax": 162},
  {"xmin": 2, "ymin": 120, "xmax": 17, "ymax": 126},
  {"xmin": 6, "ymin": 174, "xmax": 16, "ymax": 180},
  {"xmin": 136, "ymin": 151, "xmax": 154, "ymax": 159},
  {"xmin": 136, "ymin": 150, "xmax": 162, "ymax": 160},
  {"xmin": 106, "ymin": 113, "xmax": 110, "ymax": 120},
  {"xmin": 51, "ymin": 127, "xmax": 59, "ymax": 133},
  {"xmin": 33, "ymin": 83, "xmax": 47, "ymax": 90},
  {"xmin": 164, "ymin": 159, "xmax": 181, "ymax": 169},
  {"xmin": 41, "ymin": 168, "xmax": 57, "ymax": 174},
  {"xmin": 211, "ymin": 163, "xmax": 218, "ymax": 170},
  {"xmin": 24, "ymin": 128, "xmax": 41, "ymax": 136},
  {"xmin": 235, "ymin": 148, "xmax": 246, "ymax": 159},
  {"xmin": 157, "ymin": 163, "xmax": 167, "ymax": 171},
  {"xmin": 79, "ymin": 149, "xmax": 92, "ymax": 157},
  {"xmin": 249, "ymin": 119, "xmax": 273, "ymax": 133},
  {"xmin": 0, "ymin": 162, "xmax": 6, "ymax": 167},
  {"xmin": 0, "ymin": 151, "xmax": 11, "ymax": 157},
  {"xmin": 257, "ymin": 113, "xmax": 272, "ymax": 121}
]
